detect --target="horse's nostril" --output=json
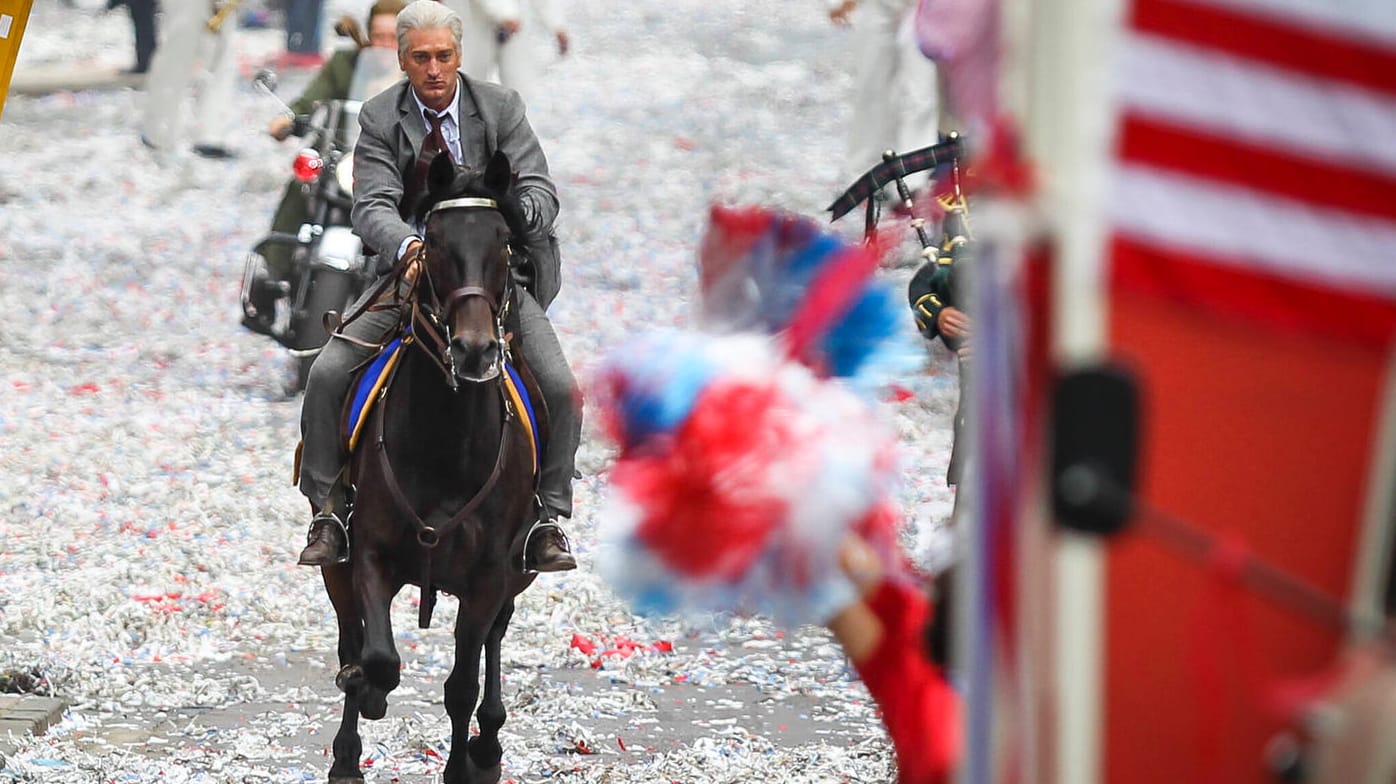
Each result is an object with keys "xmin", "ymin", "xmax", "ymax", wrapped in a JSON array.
[{"xmin": 450, "ymin": 336, "xmax": 501, "ymax": 380}]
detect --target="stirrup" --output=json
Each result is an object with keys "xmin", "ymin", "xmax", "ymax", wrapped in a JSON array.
[
  {"xmin": 305, "ymin": 512, "xmax": 350, "ymax": 565},
  {"xmin": 519, "ymin": 517, "xmax": 570, "ymax": 575}
]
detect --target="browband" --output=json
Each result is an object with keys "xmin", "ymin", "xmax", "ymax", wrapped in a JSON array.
[{"xmin": 427, "ymin": 197, "xmax": 498, "ymax": 216}]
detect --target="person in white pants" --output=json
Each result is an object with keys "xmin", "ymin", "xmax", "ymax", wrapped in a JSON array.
[
  {"xmin": 141, "ymin": 0, "xmax": 240, "ymax": 158},
  {"xmin": 829, "ymin": 0, "xmax": 940, "ymax": 194},
  {"xmin": 439, "ymin": 0, "xmax": 568, "ymax": 103}
]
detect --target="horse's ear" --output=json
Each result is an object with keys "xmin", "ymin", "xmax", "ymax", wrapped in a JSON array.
[
  {"xmin": 483, "ymin": 150, "xmax": 512, "ymax": 194},
  {"xmin": 427, "ymin": 152, "xmax": 456, "ymax": 195}
]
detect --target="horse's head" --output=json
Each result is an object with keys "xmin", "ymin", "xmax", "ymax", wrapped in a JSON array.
[{"xmin": 414, "ymin": 150, "xmax": 526, "ymax": 386}]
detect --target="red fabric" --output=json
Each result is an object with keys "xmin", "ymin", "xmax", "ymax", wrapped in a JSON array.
[
  {"xmin": 854, "ymin": 580, "xmax": 961, "ymax": 784},
  {"xmin": 1110, "ymin": 236, "xmax": 1396, "ymax": 347},
  {"xmin": 1131, "ymin": 0, "xmax": 1396, "ymax": 97},
  {"xmin": 1119, "ymin": 114, "xmax": 1396, "ymax": 222}
]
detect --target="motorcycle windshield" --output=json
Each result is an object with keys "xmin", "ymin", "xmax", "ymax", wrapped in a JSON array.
[
  {"xmin": 349, "ymin": 48, "xmax": 402, "ymax": 102},
  {"xmin": 340, "ymin": 49, "xmax": 403, "ymax": 151}
]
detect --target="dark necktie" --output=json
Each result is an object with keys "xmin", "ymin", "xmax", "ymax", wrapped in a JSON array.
[{"xmin": 405, "ymin": 110, "xmax": 451, "ymax": 217}]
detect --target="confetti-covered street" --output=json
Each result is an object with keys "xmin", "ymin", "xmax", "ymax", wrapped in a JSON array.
[{"xmin": 0, "ymin": 1, "xmax": 959, "ymax": 780}]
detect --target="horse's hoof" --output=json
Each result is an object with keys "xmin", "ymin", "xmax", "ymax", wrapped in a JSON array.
[
  {"xmin": 460, "ymin": 755, "xmax": 502, "ymax": 784},
  {"xmin": 445, "ymin": 762, "xmax": 501, "ymax": 784}
]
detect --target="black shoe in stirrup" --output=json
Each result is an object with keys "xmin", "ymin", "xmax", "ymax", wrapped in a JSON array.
[
  {"xmin": 297, "ymin": 514, "xmax": 349, "ymax": 566},
  {"xmin": 523, "ymin": 518, "xmax": 576, "ymax": 573}
]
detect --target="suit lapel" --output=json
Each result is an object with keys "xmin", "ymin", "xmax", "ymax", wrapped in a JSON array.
[
  {"xmin": 456, "ymin": 73, "xmax": 489, "ymax": 168},
  {"xmin": 397, "ymin": 83, "xmax": 427, "ymax": 160}
]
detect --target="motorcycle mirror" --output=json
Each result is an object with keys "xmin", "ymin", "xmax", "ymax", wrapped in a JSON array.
[
  {"xmin": 253, "ymin": 68, "xmax": 279, "ymax": 94},
  {"xmin": 253, "ymin": 68, "xmax": 297, "ymax": 118}
]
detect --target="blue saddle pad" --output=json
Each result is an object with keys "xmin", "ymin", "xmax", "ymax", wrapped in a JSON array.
[{"xmin": 344, "ymin": 338, "xmax": 540, "ymax": 475}]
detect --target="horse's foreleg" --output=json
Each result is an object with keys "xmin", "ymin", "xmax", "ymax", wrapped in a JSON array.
[
  {"xmin": 465, "ymin": 597, "xmax": 516, "ymax": 782},
  {"xmin": 354, "ymin": 553, "xmax": 400, "ymax": 721},
  {"xmin": 322, "ymin": 565, "xmax": 367, "ymax": 782},
  {"xmin": 442, "ymin": 615, "xmax": 488, "ymax": 784}
]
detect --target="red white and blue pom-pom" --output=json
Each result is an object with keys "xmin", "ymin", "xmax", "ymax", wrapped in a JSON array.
[
  {"xmin": 697, "ymin": 204, "xmax": 917, "ymax": 383},
  {"xmin": 593, "ymin": 206, "xmax": 914, "ymax": 626}
]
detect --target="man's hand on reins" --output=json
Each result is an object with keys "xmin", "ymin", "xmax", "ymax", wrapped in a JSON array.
[{"xmin": 403, "ymin": 240, "xmax": 424, "ymax": 283}]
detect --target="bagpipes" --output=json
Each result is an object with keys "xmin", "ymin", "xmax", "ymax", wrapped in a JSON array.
[{"xmin": 826, "ymin": 132, "xmax": 970, "ymax": 263}]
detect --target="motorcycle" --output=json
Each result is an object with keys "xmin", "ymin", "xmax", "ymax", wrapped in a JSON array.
[{"xmin": 239, "ymin": 48, "xmax": 400, "ymax": 392}]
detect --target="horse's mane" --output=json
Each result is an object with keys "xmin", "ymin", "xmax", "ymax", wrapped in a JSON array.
[{"xmin": 414, "ymin": 165, "xmax": 530, "ymax": 256}]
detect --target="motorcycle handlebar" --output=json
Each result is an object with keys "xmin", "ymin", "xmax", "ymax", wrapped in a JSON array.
[{"xmin": 290, "ymin": 100, "xmax": 361, "ymax": 150}]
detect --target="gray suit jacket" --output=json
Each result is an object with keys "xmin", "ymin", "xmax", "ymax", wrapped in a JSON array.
[{"xmin": 351, "ymin": 71, "xmax": 562, "ymax": 308}]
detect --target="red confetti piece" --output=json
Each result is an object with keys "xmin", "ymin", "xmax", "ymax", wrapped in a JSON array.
[{"xmin": 569, "ymin": 633, "xmax": 597, "ymax": 656}]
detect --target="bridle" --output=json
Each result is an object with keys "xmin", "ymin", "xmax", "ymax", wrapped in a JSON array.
[
  {"xmin": 368, "ymin": 195, "xmax": 526, "ymax": 626},
  {"xmin": 407, "ymin": 196, "xmax": 517, "ymax": 390}
]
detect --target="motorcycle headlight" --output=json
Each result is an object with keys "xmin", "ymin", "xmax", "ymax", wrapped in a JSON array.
[
  {"xmin": 316, "ymin": 226, "xmax": 362, "ymax": 272},
  {"xmin": 336, "ymin": 156, "xmax": 355, "ymax": 197}
]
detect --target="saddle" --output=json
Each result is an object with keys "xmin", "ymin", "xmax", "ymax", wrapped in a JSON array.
[
  {"xmin": 289, "ymin": 330, "xmax": 548, "ymax": 493},
  {"xmin": 342, "ymin": 332, "xmax": 545, "ymax": 474}
]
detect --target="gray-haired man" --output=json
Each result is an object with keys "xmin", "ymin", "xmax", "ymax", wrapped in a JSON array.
[{"xmin": 296, "ymin": 0, "xmax": 579, "ymax": 573}]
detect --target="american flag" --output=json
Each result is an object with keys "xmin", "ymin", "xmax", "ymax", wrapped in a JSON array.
[
  {"xmin": 1108, "ymin": 0, "xmax": 1396, "ymax": 344},
  {"xmin": 1094, "ymin": 3, "xmax": 1396, "ymax": 782}
]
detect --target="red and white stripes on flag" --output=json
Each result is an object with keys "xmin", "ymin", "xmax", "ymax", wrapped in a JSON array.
[{"xmin": 1108, "ymin": 0, "xmax": 1396, "ymax": 345}]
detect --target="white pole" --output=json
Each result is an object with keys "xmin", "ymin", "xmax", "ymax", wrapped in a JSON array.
[
  {"xmin": 1012, "ymin": 0, "xmax": 1127, "ymax": 780},
  {"xmin": 1350, "ymin": 347, "xmax": 1396, "ymax": 639}
]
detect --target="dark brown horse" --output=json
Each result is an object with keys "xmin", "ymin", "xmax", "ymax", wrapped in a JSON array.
[{"xmin": 320, "ymin": 150, "xmax": 543, "ymax": 784}]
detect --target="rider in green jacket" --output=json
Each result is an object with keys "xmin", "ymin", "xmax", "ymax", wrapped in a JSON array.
[{"xmin": 249, "ymin": 0, "xmax": 406, "ymax": 328}]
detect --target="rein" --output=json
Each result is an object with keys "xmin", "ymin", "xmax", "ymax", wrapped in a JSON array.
[
  {"xmin": 329, "ymin": 198, "xmax": 507, "ymax": 355},
  {"xmin": 367, "ymin": 195, "xmax": 520, "ymax": 628},
  {"xmin": 369, "ymin": 351, "xmax": 512, "ymax": 628}
]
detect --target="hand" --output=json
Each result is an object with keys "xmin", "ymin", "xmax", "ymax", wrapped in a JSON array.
[
  {"xmin": 838, "ymin": 535, "xmax": 885, "ymax": 597},
  {"xmin": 826, "ymin": 534, "xmax": 887, "ymax": 662},
  {"xmin": 556, "ymin": 30, "xmax": 571, "ymax": 56},
  {"xmin": 937, "ymin": 306, "xmax": 972, "ymax": 341},
  {"xmin": 403, "ymin": 241, "xmax": 424, "ymax": 282},
  {"xmin": 829, "ymin": 0, "xmax": 857, "ymax": 25},
  {"xmin": 956, "ymin": 342, "xmax": 973, "ymax": 360},
  {"xmin": 268, "ymin": 115, "xmax": 294, "ymax": 141}
]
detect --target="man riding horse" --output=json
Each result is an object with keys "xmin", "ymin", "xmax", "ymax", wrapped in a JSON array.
[{"xmin": 296, "ymin": 0, "xmax": 579, "ymax": 573}]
